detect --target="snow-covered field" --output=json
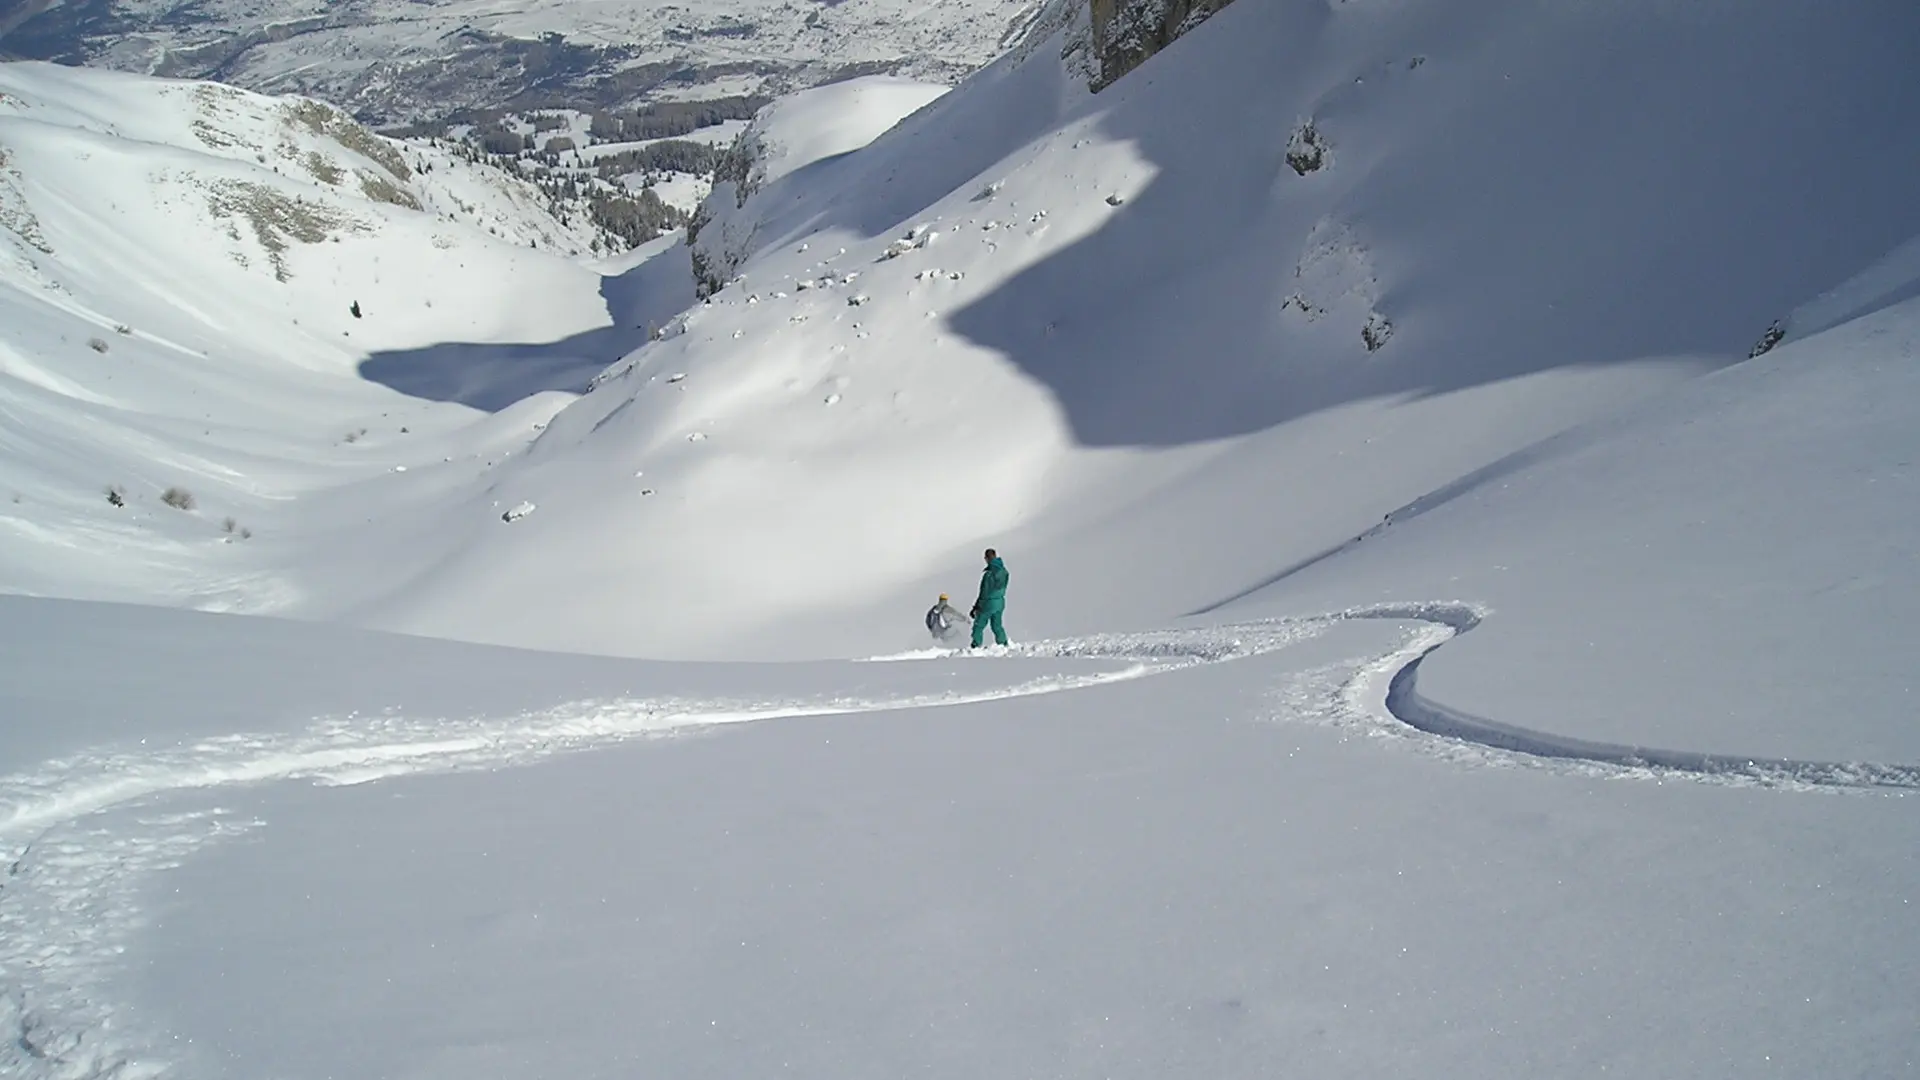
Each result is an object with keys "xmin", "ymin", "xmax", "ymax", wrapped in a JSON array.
[{"xmin": 3, "ymin": 0, "xmax": 1919, "ymax": 1075}]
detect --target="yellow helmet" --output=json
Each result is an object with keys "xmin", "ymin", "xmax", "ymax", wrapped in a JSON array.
[{"xmin": 938, "ymin": 593, "xmax": 949, "ymax": 602}]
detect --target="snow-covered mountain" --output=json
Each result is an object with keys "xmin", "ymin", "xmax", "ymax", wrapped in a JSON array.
[
  {"xmin": 0, "ymin": 60, "xmax": 691, "ymax": 610},
  {"xmin": 0, "ymin": 0, "xmax": 1048, "ymax": 123},
  {"xmin": 2, "ymin": 3, "xmax": 1919, "ymax": 1078},
  {"xmin": 6, "ymin": 1, "xmax": 1916, "ymax": 664},
  {"xmin": 331, "ymin": 0, "xmax": 1920, "ymax": 662}
]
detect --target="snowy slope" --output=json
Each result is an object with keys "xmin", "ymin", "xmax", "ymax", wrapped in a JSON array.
[
  {"xmin": 0, "ymin": 61, "xmax": 689, "ymax": 610},
  {"xmin": 352, "ymin": 0, "xmax": 1920, "ymax": 660},
  {"xmin": 3, "ymin": 595, "xmax": 1916, "ymax": 1080},
  {"xmin": 3, "ymin": 5, "xmax": 1919, "ymax": 1077},
  {"xmin": 687, "ymin": 75, "xmax": 952, "ymax": 293},
  {"xmin": 1244, "ymin": 288, "xmax": 1920, "ymax": 764}
]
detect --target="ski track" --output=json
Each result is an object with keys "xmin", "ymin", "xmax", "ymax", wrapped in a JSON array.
[
  {"xmin": 3, "ymin": 606, "xmax": 1917, "ymax": 1079},
  {"xmin": 1301, "ymin": 603, "xmax": 1920, "ymax": 794}
]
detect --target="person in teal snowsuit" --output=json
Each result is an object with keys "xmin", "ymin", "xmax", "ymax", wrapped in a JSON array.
[{"xmin": 969, "ymin": 548, "xmax": 1010, "ymax": 648}]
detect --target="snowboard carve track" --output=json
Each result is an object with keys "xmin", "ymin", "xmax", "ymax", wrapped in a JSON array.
[{"xmin": 1332, "ymin": 602, "xmax": 1920, "ymax": 791}]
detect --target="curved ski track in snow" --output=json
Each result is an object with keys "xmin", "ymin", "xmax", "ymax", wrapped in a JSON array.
[
  {"xmin": 4, "ymin": 607, "xmax": 1917, "ymax": 1079},
  {"xmin": 1321, "ymin": 602, "xmax": 1920, "ymax": 792}
]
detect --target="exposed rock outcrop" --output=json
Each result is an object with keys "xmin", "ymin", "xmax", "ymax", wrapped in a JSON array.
[
  {"xmin": 686, "ymin": 129, "xmax": 767, "ymax": 298},
  {"xmin": 1088, "ymin": 0, "xmax": 1238, "ymax": 92}
]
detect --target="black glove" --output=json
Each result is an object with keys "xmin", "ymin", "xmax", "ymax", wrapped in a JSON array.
[{"xmin": 969, "ymin": 604, "xmax": 980, "ymax": 619}]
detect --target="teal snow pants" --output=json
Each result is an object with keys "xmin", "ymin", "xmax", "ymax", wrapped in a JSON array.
[{"xmin": 971, "ymin": 602, "xmax": 1007, "ymax": 648}]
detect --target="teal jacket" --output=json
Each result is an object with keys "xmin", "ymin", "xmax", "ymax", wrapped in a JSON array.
[{"xmin": 974, "ymin": 557, "xmax": 1009, "ymax": 613}]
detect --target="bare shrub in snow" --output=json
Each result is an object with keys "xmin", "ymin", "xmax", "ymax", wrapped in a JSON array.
[
  {"xmin": 1281, "ymin": 293, "xmax": 1324, "ymax": 321},
  {"xmin": 1362, "ymin": 312, "xmax": 1395, "ymax": 353},
  {"xmin": 190, "ymin": 119, "xmax": 243, "ymax": 151},
  {"xmin": 0, "ymin": 148, "xmax": 55, "ymax": 254},
  {"xmin": 305, "ymin": 151, "xmax": 344, "ymax": 186},
  {"xmin": 285, "ymin": 100, "xmax": 412, "ymax": 180},
  {"xmin": 88, "ymin": 337, "xmax": 110, "ymax": 354},
  {"xmin": 204, "ymin": 180, "xmax": 372, "ymax": 282},
  {"xmin": 1286, "ymin": 120, "xmax": 1329, "ymax": 176},
  {"xmin": 358, "ymin": 172, "xmax": 422, "ymax": 211},
  {"xmin": 1749, "ymin": 320, "xmax": 1787, "ymax": 358},
  {"xmin": 160, "ymin": 487, "xmax": 197, "ymax": 511},
  {"xmin": 106, "ymin": 485, "xmax": 126, "ymax": 508}
]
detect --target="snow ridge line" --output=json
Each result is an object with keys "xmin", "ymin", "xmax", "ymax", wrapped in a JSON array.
[{"xmin": 1333, "ymin": 602, "xmax": 1920, "ymax": 791}]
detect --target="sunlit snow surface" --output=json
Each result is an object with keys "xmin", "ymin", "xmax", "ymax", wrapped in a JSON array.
[
  {"xmin": 3, "ymin": 600, "xmax": 1915, "ymax": 1079},
  {"xmin": 3, "ymin": 1, "xmax": 1920, "ymax": 1076}
]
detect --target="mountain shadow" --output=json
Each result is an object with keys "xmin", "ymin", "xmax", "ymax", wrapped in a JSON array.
[
  {"xmin": 934, "ymin": 0, "xmax": 1920, "ymax": 448},
  {"xmin": 357, "ymin": 241, "xmax": 694, "ymax": 411}
]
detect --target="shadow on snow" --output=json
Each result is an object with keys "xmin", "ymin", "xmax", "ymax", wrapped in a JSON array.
[
  {"xmin": 355, "ymin": 240, "xmax": 695, "ymax": 412},
  {"xmin": 934, "ymin": 0, "xmax": 1920, "ymax": 447},
  {"xmin": 352, "ymin": 3, "xmax": 1920, "ymax": 440}
]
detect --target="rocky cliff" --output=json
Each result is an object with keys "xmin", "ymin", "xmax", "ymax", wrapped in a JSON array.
[{"xmin": 1087, "ymin": 0, "xmax": 1238, "ymax": 91}]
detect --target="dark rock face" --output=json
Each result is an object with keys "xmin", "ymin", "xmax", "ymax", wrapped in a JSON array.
[{"xmin": 1088, "ymin": 0, "xmax": 1237, "ymax": 92}]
